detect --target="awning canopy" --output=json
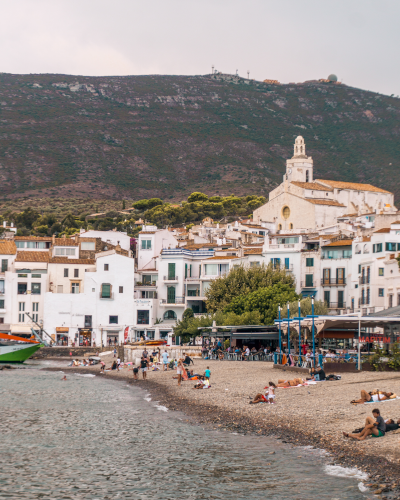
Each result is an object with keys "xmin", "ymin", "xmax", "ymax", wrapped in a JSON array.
[{"xmin": 10, "ymin": 325, "xmax": 35, "ymax": 334}]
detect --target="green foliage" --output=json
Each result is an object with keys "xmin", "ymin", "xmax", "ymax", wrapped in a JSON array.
[
  {"xmin": 205, "ymin": 263, "xmax": 296, "ymax": 313},
  {"xmin": 34, "ymin": 225, "xmax": 49, "ymax": 236},
  {"xmin": 288, "ymin": 297, "xmax": 328, "ymax": 318},
  {"xmin": 14, "ymin": 207, "xmax": 40, "ymax": 229},
  {"xmin": 224, "ymin": 283, "xmax": 299, "ymax": 325},
  {"xmin": 133, "ymin": 198, "xmax": 163, "ymax": 211},
  {"xmin": 368, "ymin": 343, "xmax": 400, "ymax": 371},
  {"xmin": 187, "ymin": 192, "xmax": 208, "ymax": 203}
]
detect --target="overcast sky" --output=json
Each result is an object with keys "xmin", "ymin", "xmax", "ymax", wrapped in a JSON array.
[{"xmin": 1, "ymin": 0, "xmax": 399, "ymax": 96}]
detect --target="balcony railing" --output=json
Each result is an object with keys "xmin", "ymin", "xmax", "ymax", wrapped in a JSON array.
[
  {"xmin": 321, "ymin": 278, "xmax": 346, "ymax": 286},
  {"xmin": 160, "ymin": 297, "xmax": 185, "ymax": 304},
  {"xmin": 359, "ymin": 276, "xmax": 370, "ymax": 285},
  {"xmin": 135, "ymin": 282, "xmax": 157, "ymax": 287},
  {"xmin": 360, "ymin": 297, "xmax": 370, "ymax": 305},
  {"xmin": 164, "ymin": 276, "xmax": 178, "ymax": 281},
  {"xmin": 325, "ymin": 302, "xmax": 346, "ymax": 309}
]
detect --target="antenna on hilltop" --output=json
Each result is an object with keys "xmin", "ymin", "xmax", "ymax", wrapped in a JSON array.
[
  {"xmin": 247, "ymin": 70, "xmax": 250, "ymax": 79},
  {"xmin": 212, "ymin": 65, "xmax": 214, "ymax": 75},
  {"xmin": 236, "ymin": 69, "xmax": 238, "ymax": 76}
]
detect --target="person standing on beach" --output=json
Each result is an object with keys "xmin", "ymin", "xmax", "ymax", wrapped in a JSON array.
[
  {"xmin": 268, "ymin": 382, "xmax": 276, "ymax": 404},
  {"xmin": 140, "ymin": 356, "xmax": 148, "ymax": 380},
  {"xmin": 162, "ymin": 350, "xmax": 169, "ymax": 370},
  {"xmin": 117, "ymin": 357, "xmax": 121, "ymax": 371},
  {"xmin": 177, "ymin": 359, "xmax": 184, "ymax": 386},
  {"xmin": 205, "ymin": 367, "xmax": 211, "ymax": 380},
  {"xmin": 133, "ymin": 366, "xmax": 139, "ymax": 380}
]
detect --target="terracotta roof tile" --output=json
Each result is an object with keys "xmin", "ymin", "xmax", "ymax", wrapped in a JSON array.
[
  {"xmin": 374, "ymin": 228, "xmax": 391, "ymax": 233},
  {"xmin": 205, "ymin": 256, "xmax": 238, "ymax": 260},
  {"xmin": 306, "ymin": 199, "xmax": 345, "ymax": 207},
  {"xmin": 323, "ymin": 239, "xmax": 353, "ymax": 247},
  {"xmin": 15, "ymin": 251, "xmax": 50, "ymax": 262},
  {"xmin": 0, "ymin": 241, "xmax": 17, "ymax": 255},
  {"xmin": 49, "ymin": 258, "xmax": 95, "ymax": 265},
  {"xmin": 139, "ymin": 231, "xmax": 156, "ymax": 234},
  {"xmin": 14, "ymin": 236, "xmax": 52, "ymax": 241},
  {"xmin": 391, "ymin": 221, "xmax": 400, "ymax": 225},
  {"xmin": 244, "ymin": 249, "xmax": 263, "ymax": 255},
  {"xmin": 54, "ymin": 238, "xmax": 79, "ymax": 246},
  {"xmin": 315, "ymin": 179, "xmax": 391, "ymax": 194},
  {"xmin": 291, "ymin": 181, "xmax": 333, "ymax": 192}
]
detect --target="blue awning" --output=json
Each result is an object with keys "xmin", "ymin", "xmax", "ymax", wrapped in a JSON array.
[{"xmin": 301, "ymin": 290, "xmax": 317, "ymax": 298}]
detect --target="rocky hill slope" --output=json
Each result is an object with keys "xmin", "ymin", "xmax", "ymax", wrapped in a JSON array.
[{"xmin": 0, "ymin": 72, "xmax": 399, "ymax": 202}]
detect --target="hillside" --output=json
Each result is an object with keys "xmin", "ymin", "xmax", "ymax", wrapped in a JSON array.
[{"xmin": 0, "ymin": 72, "xmax": 399, "ymax": 202}]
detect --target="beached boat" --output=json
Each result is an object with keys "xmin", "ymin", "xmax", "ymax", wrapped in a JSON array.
[
  {"xmin": 0, "ymin": 333, "xmax": 42, "ymax": 363},
  {"xmin": 129, "ymin": 340, "xmax": 167, "ymax": 347}
]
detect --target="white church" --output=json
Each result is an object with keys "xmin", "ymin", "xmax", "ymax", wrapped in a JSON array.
[{"xmin": 253, "ymin": 136, "xmax": 395, "ymax": 231}]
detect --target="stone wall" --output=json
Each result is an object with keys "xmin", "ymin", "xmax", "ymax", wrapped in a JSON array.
[{"xmin": 32, "ymin": 345, "xmax": 125, "ymax": 360}]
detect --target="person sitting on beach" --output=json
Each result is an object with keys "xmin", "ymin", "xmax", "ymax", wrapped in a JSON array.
[
  {"xmin": 183, "ymin": 354, "xmax": 194, "ymax": 366},
  {"xmin": 351, "ymin": 390, "xmax": 395, "ymax": 405},
  {"xmin": 110, "ymin": 361, "xmax": 117, "ymax": 370},
  {"xmin": 100, "ymin": 361, "xmax": 105, "ymax": 373},
  {"xmin": 276, "ymin": 378, "xmax": 304, "ymax": 388},
  {"xmin": 193, "ymin": 376, "xmax": 205, "ymax": 389},
  {"xmin": 343, "ymin": 409, "xmax": 386, "ymax": 440},
  {"xmin": 308, "ymin": 367, "xmax": 326, "ymax": 381},
  {"xmin": 250, "ymin": 382, "xmax": 276, "ymax": 404}
]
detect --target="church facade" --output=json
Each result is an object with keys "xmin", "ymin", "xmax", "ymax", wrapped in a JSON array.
[{"xmin": 253, "ymin": 136, "xmax": 394, "ymax": 231}]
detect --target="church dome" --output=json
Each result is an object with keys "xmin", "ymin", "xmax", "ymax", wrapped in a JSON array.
[{"xmin": 327, "ymin": 74, "xmax": 338, "ymax": 82}]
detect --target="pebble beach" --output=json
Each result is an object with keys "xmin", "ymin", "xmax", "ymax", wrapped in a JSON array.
[{"xmin": 48, "ymin": 356, "xmax": 400, "ymax": 497}]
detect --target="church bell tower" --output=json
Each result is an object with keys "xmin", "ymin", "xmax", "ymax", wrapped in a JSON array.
[{"xmin": 285, "ymin": 136, "xmax": 313, "ymax": 183}]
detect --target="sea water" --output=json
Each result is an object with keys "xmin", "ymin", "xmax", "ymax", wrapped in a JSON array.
[{"xmin": 0, "ymin": 367, "xmax": 368, "ymax": 500}]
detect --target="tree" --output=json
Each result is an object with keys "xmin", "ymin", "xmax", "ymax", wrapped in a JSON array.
[
  {"xmin": 122, "ymin": 200, "xmax": 126, "ymax": 210},
  {"xmin": 187, "ymin": 192, "xmax": 208, "ymax": 203},
  {"xmin": 61, "ymin": 213, "xmax": 78, "ymax": 229},
  {"xmin": 224, "ymin": 283, "xmax": 299, "ymax": 325},
  {"xmin": 205, "ymin": 263, "xmax": 296, "ymax": 313},
  {"xmin": 15, "ymin": 207, "xmax": 40, "ymax": 229}
]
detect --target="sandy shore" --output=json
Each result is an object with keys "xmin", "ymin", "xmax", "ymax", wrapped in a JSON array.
[{"xmin": 48, "ymin": 357, "xmax": 400, "ymax": 496}]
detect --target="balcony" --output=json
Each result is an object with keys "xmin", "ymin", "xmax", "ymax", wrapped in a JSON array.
[
  {"xmin": 326, "ymin": 302, "xmax": 346, "ymax": 309},
  {"xmin": 159, "ymin": 297, "xmax": 185, "ymax": 306},
  {"xmin": 135, "ymin": 281, "xmax": 157, "ymax": 287},
  {"xmin": 163, "ymin": 276, "xmax": 178, "ymax": 282},
  {"xmin": 321, "ymin": 278, "xmax": 346, "ymax": 286},
  {"xmin": 359, "ymin": 276, "xmax": 370, "ymax": 285}
]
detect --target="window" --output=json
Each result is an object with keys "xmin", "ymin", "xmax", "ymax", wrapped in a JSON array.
[
  {"xmin": 84, "ymin": 315, "xmax": 92, "ymax": 327},
  {"xmin": 250, "ymin": 261, "xmax": 260, "ymax": 267},
  {"xmin": 366, "ymin": 288, "xmax": 370, "ymax": 305},
  {"xmin": 31, "ymin": 283, "xmax": 41, "ymax": 295},
  {"xmin": 18, "ymin": 274, "xmax": 28, "ymax": 278},
  {"xmin": 27, "ymin": 241, "xmax": 36, "ymax": 249},
  {"xmin": 305, "ymin": 274, "xmax": 313, "ymax": 287},
  {"xmin": 324, "ymin": 291, "xmax": 330, "ymax": 306},
  {"xmin": 306, "ymin": 258, "xmax": 314, "ymax": 267},
  {"xmin": 1, "ymin": 259, "xmax": 8, "ymax": 272},
  {"xmin": 141, "ymin": 290, "xmax": 156, "ymax": 298},
  {"xmin": 81, "ymin": 242, "xmax": 95, "ymax": 250},
  {"xmin": 64, "ymin": 268, "xmax": 69, "ymax": 277},
  {"xmin": 0, "ymin": 299, "xmax": 4, "ymax": 309},
  {"xmin": 270, "ymin": 258, "xmax": 280, "ymax": 268},
  {"xmin": 278, "ymin": 224, "xmax": 282, "ymax": 230},
  {"xmin": 336, "ymin": 268, "xmax": 345, "ymax": 285},
  {"xmin": 0, "ymin": 280, "xmax": 4, "ymax": 293},
  {"xmin": 18, "ymin": 302, "xmax": 25, "ymax": 322},
  {"xmin": 167, "ymin": 286, "xmax": 176, "ymax": 304},
  {"xmin": 101, "ymin": 283, "xmax": 111, "ymax": 298},
  {"xmin": 289, "ymin": 223, "xmax": 293, "ymax": 229},
  {"xmin": 338, "ymin": 290, "xmax": 344, "ymax": 308},
  {"xmin": 323, "ymin": 269, "xmax": 331, "ymax": 284},
  {"xmin": 71, "ymin": 282, "xmax": 80, "ymax": 294},
  {"xmin": 373, "ymin": 243, "xmax": 383, "ymax": 253},
  {"xmin": 282, "ymin": 206, "xmax": 290, "ymax": 219},
  {"xmin": 137, "ymin": 310, "xmax": 149, "ymax": 325},
  {"xmin": 305, "ymin": 170, "xmax": 309, "ymax": 183},
  {"xmin": 57, "ymin": 285, "xmax": 63, "ymax": 293},
  {"xmin": 119, "ymin": 286, "xmax": 123, "ymax": 293},
  {"xmin": 398, "ymin": 294, "xmax": 400, "ymax": 306},
  {"xmin": 31, "ymin": 274, "xmax": 41, "ymax": 278},
  {"xmin": 285, "ymin": 258, "xmax": 290, "ymax": 270},
  {"xmin": 204, "ymin": 264, "xmax": 218, "ymax": 276},
  {"xmin": 146, "ymin": 330, "xmax": 155, "ymax": 340},
  {"xmin": 276, "ymin": 237, "xmax": 299, "ymax": 244},
  {"xmin": 168, "ymin": 263, "xmax": 176, "ymax": 280},
  {"xmin": 74, "ymin": 269, "xmax": 79, "ymax": 278},
  {"xmin": 16, "ymin": 241, "xmax": 25, "ymax": 248},
  {"xmin": 389, "ymin": 294, "xmax": 393, "ymax": 308},
  {"xmin": 358, "ymin": 265, "xmax": 361, "ymax": 274},
  {"xmin": 32, "ymin": 303, "xmax": 39, "ymax": 323},
  {"xmin": 378, "ymin": 288, "xmax": 384, "ymax": 297},
  {"xmin": 163, "ymin": 310, "xmax": 177, "ymax": 320},
  {"xmin": 386, "ymin": 242, "xmax": 397, "ymax": 251},
  {"xmin": 18, "ymin": 283, "xmax": 27, "ymax": 295},
  {"xmin": 141, "ymin": 239, "xmax": 152, "ymax": 250},
  {"xmin": 379, "ymin": 268, "xmax": 384, "ymax": 277},
  {"xmin": 109, "ymin": 315, "xmax": 118, "ymax": 324},
  {"xmin": 104, "ymin": 264, "xmax": 109, "ymax": 271},
  {"xmin": 55, "ymin": 248, "xmax": 76, "ymax": 256}
]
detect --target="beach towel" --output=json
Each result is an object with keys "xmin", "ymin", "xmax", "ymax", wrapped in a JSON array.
[{"xmin": 364, "ymin": 396, "xmax": 400, "ymax": 404}]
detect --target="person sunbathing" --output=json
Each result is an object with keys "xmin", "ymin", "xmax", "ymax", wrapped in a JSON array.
[
  {"xmin": 343, "ymin": 409, "xmax": 386, "ymax": 440},
  {"xmin": 351, "ymin": 390, "xmax": 395, "ymax": 404},
  {"xmin": 385, "ymin": 418, "xmax": 400, "ymax": 431},
  {"xmin": 277, "ymin": 378, "xmax": 304, "ymax": 388}
]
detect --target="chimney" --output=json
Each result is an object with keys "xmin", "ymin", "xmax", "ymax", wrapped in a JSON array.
[
  {"xmin": 2, "ymin": 221, "xmax": 6, "ymax": 228},
  {"xmin": 52, "ymin": 234, "xmax": 55, "ymax": 244},
  {"xmin": 10, "ymin": 222, "xmax": 14, "ymax": 228}
]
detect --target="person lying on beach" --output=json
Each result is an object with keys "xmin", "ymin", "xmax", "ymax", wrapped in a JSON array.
[
  {"xmin": 351, "ymin": 390, "xmax": 395, "ymax": 404},
  {"xmin": 193, "ymin": 376, "xmax": 205, "ymax": 389},
  {"xmin": 385, "ymin": 418, "xmax": 400, "ymax": 431},
  {"xmin": 343, "ymin": 409, "xmax": 386, "ymax": 440},
  {"xmin": 277, "ymin": 378, "xmax": 304, "ymax": 388}
]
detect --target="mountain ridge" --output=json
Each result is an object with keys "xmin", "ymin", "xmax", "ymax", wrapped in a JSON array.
[{"xmin": 0, "ymin": 72, "xmax": 399, "ymax": 202}]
